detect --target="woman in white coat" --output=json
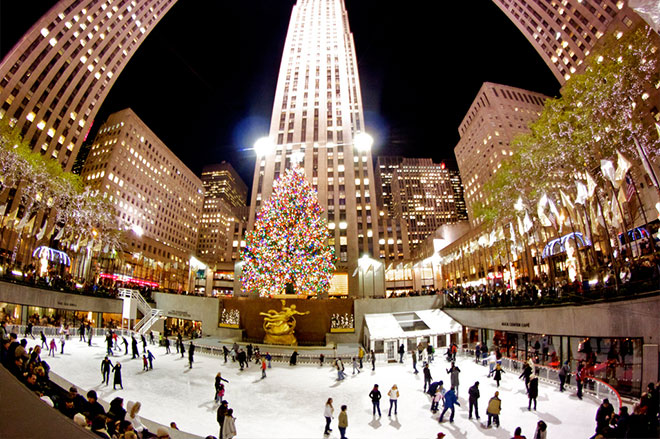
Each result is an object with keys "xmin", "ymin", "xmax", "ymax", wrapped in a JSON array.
[{"xmin": 222, "ymin": 408, "xmax": 237, "ymax": 439}]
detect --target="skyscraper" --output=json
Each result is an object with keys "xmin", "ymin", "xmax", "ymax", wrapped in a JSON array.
[
  {"xmin": 248, "ymin": 0, "xmax": 381, "ymax": 296},
  {"xmin": 492, "ymin": 0, "xmax": 644, "ymax": 84},
  {"xmin": 198, "ymin": 162, "xmax": 248, "ymax": 266},
  {"xmin": 454, "ymin": 82, "xmax": 548, "ymax": 225},
  {"xmin": 80, "ymin": 108, "xmax": 203, "ymax": 290},
  {"xmin": 0, "ymin": 0, "xmax": 178, "ymax": 171}
]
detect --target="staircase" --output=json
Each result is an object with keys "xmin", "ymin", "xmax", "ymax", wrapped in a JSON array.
[{"xmin": 117, "ymin": 288, "xmax": 164, "ymax": 334}]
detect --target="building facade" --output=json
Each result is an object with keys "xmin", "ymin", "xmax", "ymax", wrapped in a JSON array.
[
  {"xmin": 247, "ymin": 0, "xmax": 381, "ymax": 296},
  {"xmin": 80, "ymin": 108, "xmax": 203, "ymax": 290},
  {"xmin": 492, "ymin": 0, "xmax": 643, "ymax": 84},
  {"xmin": 0, "ymin": 0, "xmax": 178, "ymax": 171},
  {"xmin": 197, "ymin": 162, "xmax": 248, "ymax": 267},
  {"xmin": 454, "ymin": 82, "xmax": 549, "ymax": 226}
]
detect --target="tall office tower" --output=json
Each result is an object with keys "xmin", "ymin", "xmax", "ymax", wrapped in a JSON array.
[
  {"xmin": 492, "ymin": 0, "xmax": 645, "ymax": 84},
  {"xmin": 248, "ymin": 0, "xmax": 381, "ymax": 296},
  {"xmin": 80, "ymin": 108, "xmax": 203, "ymax": 290},
  {"xmin": 0, "ymin": 0, "xmax": 177, "ymax": 171},
  {"xmin": 198, "ymin": 163, "xmax": 248, "ymax": 266},
  {"xmin": 376, "ymin": 157, "xmax": 468, "ymax": 260},
  {"xmin": 454, "ymin": 82, "xmax": 548, "ymax": 226}
]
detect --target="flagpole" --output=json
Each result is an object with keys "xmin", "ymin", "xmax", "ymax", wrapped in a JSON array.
[
  {"xmin": 594, "ymin": 194, "xmax": 620, "ymax": 291},
  {"xmin": 627, "ymin": 171, "xmax": 657, "ymax": 254},
  {"xmin": 608, "ymin": 181, "xmax": 634, "ymax": 261}
]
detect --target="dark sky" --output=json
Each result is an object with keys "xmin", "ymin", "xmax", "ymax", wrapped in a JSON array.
[{"xmin": 1, "ymin": 1, "xmax": 559, "ymax": 191}]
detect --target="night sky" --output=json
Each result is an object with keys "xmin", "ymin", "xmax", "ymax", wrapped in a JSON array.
[{"xmin": 1, "ymin": 1, "xmax": 560, "ymax": 193}]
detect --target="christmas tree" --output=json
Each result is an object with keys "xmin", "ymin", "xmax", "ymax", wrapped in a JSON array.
[{"xmin": 241, "ymin": 166, "xmax": 335, "ymax": 296}]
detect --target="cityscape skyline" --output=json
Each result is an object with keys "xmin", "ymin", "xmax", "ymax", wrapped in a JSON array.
[{"xmin": 1, "ymin": 1, "xmax": 560, "ymax": 190}]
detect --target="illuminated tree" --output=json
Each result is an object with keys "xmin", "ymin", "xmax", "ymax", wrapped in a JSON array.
[{"xmin": 241, "ymin": 166, "xmax": 335, "ymax": 296}]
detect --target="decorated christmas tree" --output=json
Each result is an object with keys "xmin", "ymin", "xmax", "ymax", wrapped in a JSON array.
[{"xmin": 241, "ymin": 166, "xmax": 335, "ymax": 297}]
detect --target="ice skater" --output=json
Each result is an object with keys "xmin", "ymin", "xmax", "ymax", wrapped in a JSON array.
[
  {"xmin": 112, "ymin": 362, "xmax": 123, "ymax": 390},
  {"xmin": 370, "ymin": 350, "xmax": 376, "ymax": 371},
  {"xmin": 369, "ymin": 384, "xmax": 382, "ymax": 417},
  {"xmin": 261, "ymin": 357, "xmax": 267, "ymax": 379},
  {"xmin": 352, "ymin": 357, "xmax": 360, "ymax": 374},
  {"xmin": 412, "ymin": 350, "xmax": 418, "ymax": 374},
  {"xmin": 40, "ymin": 331, "xmax": 47, "ymax": 348},
  {"xmin": 438, "ymin": 387, "xmax": 459, "ymax": 423},
  {"xmin": 143, "ymin": 354, "xmax": 149, "ymax": 371},
  {"xmin": 338, "ymin": 405, "xmax": 348, "ymax": 439},
  {"xmin": 101, "ymin": 356, "xmax": 113, "ymax": 385},
  {"xmin": 49, "ymin": 338, "xmax": 57, "ymax": 356},
  {"xmin": 431, "ymin": 382, "xmax": 445, "ymax": 413},
  {"xmin": 79, "ymin": 322, "xmax": 86, "ymax": 342},
  {"xmin": 60, "ymin": 333, "xmax": 65, "ymax": 354},
  {"xmin": 215, "ymin": 372, "xmax": 229, "ymax": 402},
  {"xmin": 324, "ymin": 397, "xmax": 334, "ymax": 435},
  {"xmin": 468, "ymin": 381, "xmax": 480, "ymax": 420},
  {"xmin": 447, "ymin": 361, "xmax": 461, "ymax": 396},
  {"xmin": 558, "ymin": 360, "xmax": 570, "ymax": 392},
  {"xmin": 387, "ymin": 384, "xmax": 399, "ymax": 416},
  {"xmin": 527, "ymin": 373, "xmax": 539, "ymax": 410},
  {"xmin": 188, "ymin": 341, "xmax": 195, "ymax": 368},
  {"xmin": 122, "ymin": 336, "xmax": 128, "ymax": 355},
  {"xmin": 486, "ymin": 391, "xmax": 501, "ymax": 428},
  {"xmin": 164, "ymin": 337, "xmax": 171, "ymax": 354},
  {"xmin": 493, "ymin": 364, "xmax": 505, "ymax": 387},
  {"xmin": 423, "ymin": 363, "xmax": 433, "ymax": 392},
  {"xmin": 147, "ymin": 350, "xmax": 155, "ymax": 369},
  {"xmin": 131, "ymin": 336, "xmax": 139, "ymax": 359}
]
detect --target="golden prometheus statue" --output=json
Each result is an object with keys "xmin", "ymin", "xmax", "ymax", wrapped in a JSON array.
[{"xmin": 260, "ymin": 299, "xmax": 310, "ymax": 345}]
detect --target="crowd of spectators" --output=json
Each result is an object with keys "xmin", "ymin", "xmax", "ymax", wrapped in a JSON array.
[
  {"xmin": 0, "ymin": 319, "xmax": 174, "ymax": 439},
  {"xmin": 443, "ymin": 257, "xmax": 660, "ymax": 309}
]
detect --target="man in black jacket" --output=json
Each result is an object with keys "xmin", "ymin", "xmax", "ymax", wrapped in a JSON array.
[{"xmin": 468, "ymin": 381, "xmax": 480, "ymax": 420}]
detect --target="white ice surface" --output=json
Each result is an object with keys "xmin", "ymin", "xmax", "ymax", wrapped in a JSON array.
[{"xmin": 40, "ymin": 337, "xmax": 601, "ymax": 438}]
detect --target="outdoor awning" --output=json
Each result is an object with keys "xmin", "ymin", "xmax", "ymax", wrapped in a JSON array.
[{"xmin": 364, "ymin": 309, "xmax": 461, "ymax": 340}]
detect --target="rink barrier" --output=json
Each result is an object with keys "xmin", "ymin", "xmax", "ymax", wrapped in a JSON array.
[{"xmin": 460, "ymin": 348, "xmax": 624, "ymax": 413}]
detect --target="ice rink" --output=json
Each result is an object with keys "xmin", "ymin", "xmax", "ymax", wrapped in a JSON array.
[{"xmin": 40, "ymin": 336, "xmax": 603, "ymax": 438}]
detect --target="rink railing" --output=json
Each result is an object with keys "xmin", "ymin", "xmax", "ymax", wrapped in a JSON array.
[{"xmin": 460, "ymin": 348, "xmax": 623, "ymax": 413}]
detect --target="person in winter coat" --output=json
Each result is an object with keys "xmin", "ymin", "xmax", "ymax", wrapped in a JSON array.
[
  {"xmin": 188, "ymin": 342, "xmax": 195, "ymax": 368},
  {"xmin": 338, "ymin": 405, "xmax": 348, "ymax": 439},
  {"xmin": 527, "ymin": 374, "xmax": 539, "ymax": 410},
  {"xmin": 107, "ymin": 397, "xmax": 126, "ymax": 422},
  {"xmin": 468, "ymin": 381, "xmax": 480, "ymax": 420},
  {"xmin": 101, "ymin": 356, "xmax": 113, "ymax": 385},
  {"xmin": 431, "ymin": 382, "xmax": 445, "ymax": 413},
  {"xmin": 352, "ymin": 357, "xmax": 360, "ymax": 375},
  {"xmin": 131, "ymin": 336, "xmax": 139, "ymax": 359},
  {"xmin": 48, "ymin": 338, "xmax": 57, "ymax": 357},
  {"xmin": 595, "ymin": 398, "xmax": 614, "ymax": 436},
  {"xmin": 447, "ymin": 362, "xmax": 461, "ymax": 396},
  {"xmin": 221, "ymin": 408, "xmax": 237, "ymax": 439},
  {"xmin": 558, "ymin": 360, "xmax": 570, "ymax": 392},
  {"xmin": 387, "ymin": 384, "xmax": 399, "ymax": 416},
  {"xmin": 512, "ymin": 426, "xmax": 527, "ymax": 438},
  {"xmin": 398, "ymin": 343, "xmax": 405, "ymax": 363},
  {"xmin": 520, "ymin": 361, "xmax": 533, "ymax": 391},
  {"xmin": 112, "ymin": 362, "xmax": 123, "ymax": 390},
  {"xmin": 439, "ymin": 388, "xmax": 460, "ymax": 423},
  {"xmin": 411, "ymin": 350, "xmax": 419, "ymax": 374},
  {"xmin": 215, "ymin": 373, "xmax": 229, "ymax": 402},
  {"xmin": 289, "ymin": 350, "xmax": 299, "ymax": 366},
  {"xmin": 493, "ymin": 364, "xmax": 505, "ymax": 387},
  {"xmin": 576, "ymin": 360, "xmax": 586, "ymax": 400},
  {"xmin": 126, "ymin": 401, "xmax": 148, "ymax": 435},
  {"xmin": 216, "ymin": 400, "xmax": 228, "ymax": 437},
  {"xmin": 370, "ymin": 350, "xmax": 376, "ymax": 371},
  {"xmin": 487, "ymin": 391, "xmax": 502, "ymax": 428},
  {"xmin": 261, "ymin": 357, "xmax": 267, "ymax": 379},
  {"xmin": 534, "ymin": 420, "xmax": 547, "ymax": 439},
  {"xmin": 423, "ymin": 363, "xmax": 433, "ymax": 392},
  {"xmin": 369, "ymin": 384, "xmax": 382, "ymax": 417},
  {"xmin": 324, "ymin": 397, "xmax": 334, "ymax": 435},
  {"xmin": 487, "ymin": 351, "xmax": 497, "ymax": 377}
]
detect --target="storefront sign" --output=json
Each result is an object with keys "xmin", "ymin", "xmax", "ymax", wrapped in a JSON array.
[
  {"xmin": 56, "ymin": 300, "xmax": 79, "ymax": 309},
  {"xmin": 168, "ymin": 310, "xmax": 192, "ymax": 318},
  {"xmin": 501, "ymin": 322, "xmax": 530, "ymax": 328}
]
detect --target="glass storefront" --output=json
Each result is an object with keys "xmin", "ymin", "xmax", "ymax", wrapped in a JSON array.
[
  {"xmin": 165, "ymin": 317, "xmax": 202, "ymax": 338},
  {"xmin": 476, "ymin": 328, "xmax": 643, "ymax": 396}
]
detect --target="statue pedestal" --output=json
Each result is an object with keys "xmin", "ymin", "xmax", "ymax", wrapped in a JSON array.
[{"xmin": 264, "ymin": 333, "xmax": 298, "ymax": 345}]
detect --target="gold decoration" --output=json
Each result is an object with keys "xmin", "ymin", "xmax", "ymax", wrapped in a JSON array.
[{"xmin": 260, "ymin": 299, "xmax": 309, "ymax": 345}]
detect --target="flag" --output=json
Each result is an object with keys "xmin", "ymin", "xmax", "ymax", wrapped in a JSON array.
[
  {"xmin": 509, "ymin": 222, "xmax": 516, "ymax": 243},
  {"xmin": 514, "ymin": 196, "xmax": 525, "ymax": 211},
  {"xmin": 595, "ymin": 200, "xmax": 606, "ymax": 229},
  {"xmin": 15, "ymin": 213, "xmax": 29, "ymax": 231},
  {"xmin": 624, "ymin": 173, "xmax": 635, "ymax": 202},
  {"xmin": 575, "ymin": 181, "xmax": 589, "ymax": 205},
  {"xmin": 537, "ymin": 194, "xmax": 552, "ymax": 227},
  {"xmin": 54, "ymin": 227, "xmax": 65, "ymax": 241},
  {"xmin": 614, "ymin": 151, "xmax": 632, "ymax": 184},
  {"xmin": 517, "ymin": 216, "xmax": 525, "ymax": 236},
  {"xmin": 586, "ymin": 172, "xmax": 597, "ymax": 198},
  {"xmin": 601, "ymin": 160, "xmax": 617, "ymax": 188},
  {"xmin": 0, "ymin": 203, "xmax": 6, "ymax": 217},
  {"xmin": 610, "ymin": 195, "xmax": 621, "ymax": 228},
  {"xmin": 617, "ymin": 187, "xmax": 627, "ymax": 207},
  {"xmin": 523, "ymin": 212, "xmax": 533, "ymax": 233},
  {"xmin": 635, "ymin": 135, "xmax": 660, "ymax": 188}
]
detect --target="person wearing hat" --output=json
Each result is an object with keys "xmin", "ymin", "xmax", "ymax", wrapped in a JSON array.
[
  {"xmin": 156, "ymin": 427, "xmax": 170, "ymax": 438},
  {"xmin": 486, "ymin": 391, "xmax": 502, "ymax": 428},
  {"xmin": 595, "ymin": 398, "xmax": 614, "ymax": 436},
  {"xmin": 437, "ymin": 432, "xmax": 446, "ymax": 438}
]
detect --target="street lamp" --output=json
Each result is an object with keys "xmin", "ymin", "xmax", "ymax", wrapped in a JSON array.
[
  {"xmin": 353, "ymin": 132, "xmax": 374, "ymax": 152},
  {"xmin": 253, "ymin": 137, "xmax": 274, "ymax": 157}
]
